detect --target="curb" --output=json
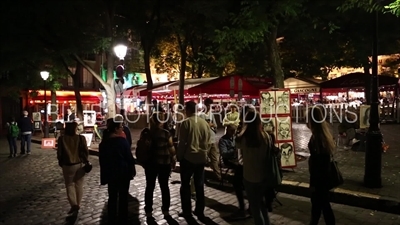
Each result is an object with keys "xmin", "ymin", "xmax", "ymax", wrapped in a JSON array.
[
  {"xmin": 178, "ymin": 166, "xmax": 400, "ymax": 215},
  {"xmin": 32, "ymin": 139, "xmax": 399, "ymax": 215}
]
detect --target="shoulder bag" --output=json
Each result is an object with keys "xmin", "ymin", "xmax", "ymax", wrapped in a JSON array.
[
  {"xmin": 327, "ymin": 155, "xmax": 343, "ymax": 190},
  {"xmin": 78, "ymin": 135, "xmax": 92, "ymax": 173}
]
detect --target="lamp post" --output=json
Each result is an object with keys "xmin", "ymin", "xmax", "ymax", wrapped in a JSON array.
[
  {"xmin": 113, "ymin": 44, "xmax": 127, "ymax": 114},
  {"xmin": 364, "ymin": 10, "xmax": 382, "ymax": 188},
  {"xmin": 40, "ymin": 71, "xmax": 50, "ymax": 138}
]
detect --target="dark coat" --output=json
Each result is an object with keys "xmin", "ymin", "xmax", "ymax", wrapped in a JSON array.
[
  {"xmin": 99, "ymin": 136, "xmax": 135, "ymax": 185},
  {"xmin": 308, "ymin": 136, "xmax": 331, "ymax": 188}
]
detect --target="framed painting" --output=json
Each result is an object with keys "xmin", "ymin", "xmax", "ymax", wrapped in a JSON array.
[
  {"xmin": 279, "ymin": 142, "xmax": 296, "ymax": 168},
  {"xmin": 41, "ymin": 138, "xmax": 56, "ymax": 149},
  {"xmin": 260, "ymin": 91, "xmax": 276, "ymax": 116}
]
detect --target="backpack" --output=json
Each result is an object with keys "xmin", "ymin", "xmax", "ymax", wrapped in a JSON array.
[
  {"xmin": 9, "ymin": 122, "xmax": 19, "ymax": 138},
  {"xmin": 135, "ymin": 128, "xmax": 152, "ymax": 165}
]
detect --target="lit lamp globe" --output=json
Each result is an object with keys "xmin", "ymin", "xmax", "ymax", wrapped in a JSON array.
[
  {"xmin": 40, "ymin": 71, "xmax": 50, "ymax": 81},
  {"xmin": 114, "ymin": 44, "xmax": 127, "ymax": 60}
]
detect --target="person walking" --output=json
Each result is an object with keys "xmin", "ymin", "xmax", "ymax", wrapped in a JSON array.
[
  {"xmin": 99, "ymin": 116, "xmax": 136, "ymax": 224},
  {"xmin": 144, "ymin": 113, "xmax": 176, "ymax": 219},
  {"xmin": 178, "ymin": 101, "xmax": 210, "ymax": 220},
  {"xmin": 6, "ymin": 117, "xmax": 19, "ymax": 158},
  {"xmin": 57, "ymin": 122, "xmax": 89, "ymax": 214},
  {"xmin": 198, "ymin": 98, "xmax": 221, "ymax": 181},
  {"xmin": 18, "ymin": 111, "xmax": 33, "ymax": 155},
  {"xmin": 236, "ymin": 111, "xmax": 272, "ymax": 225},
  {"xmin": 307, "ymin": 106, "xmax": 336, "ymax": 225}
]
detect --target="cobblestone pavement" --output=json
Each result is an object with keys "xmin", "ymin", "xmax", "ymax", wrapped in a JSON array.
[{"xmin": 1, "ymin": 139, "xmax": 400, "ymax": 225}]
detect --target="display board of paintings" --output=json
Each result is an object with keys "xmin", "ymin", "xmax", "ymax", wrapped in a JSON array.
[{"xmin": 260, "ymin": 89, "xmax": 296, "ymax": 168}]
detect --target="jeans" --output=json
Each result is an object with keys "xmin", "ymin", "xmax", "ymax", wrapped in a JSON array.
[
  {"xmin": 180, "ymin": 159, "xmax": 205, "ymax": 214},
  {"xmin": 20, "ymin": 133, "xmax": 32, "ymax": 154},
  {"xmin": 7, "ymin": 136, "xmax": 17, "ymax": 156},
  {"xmin": 310, "ymin": 188, "xmax": 335, "ymax": 225},
  {"xmin": 108, "ymin": 178, "xmax": 130, "ymax": 223},
  {"xmin": 144, "ymin": 164, "xmax": 171, "ymax": 213},
  {"xmin": 244, "ymin": 179, "xmax": 270, "ymax": 225},
  {"xmin": 223, "ymin": 159, "xmax": 245, "ymax": 210},
  {"xmin": 62, "ymin": 164, "xmax": 85, "ymax": 207}
]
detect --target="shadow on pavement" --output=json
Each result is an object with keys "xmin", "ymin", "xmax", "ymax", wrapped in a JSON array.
[{"xmin": 99, "ymin": 194, "xmax": 140, "ymax": 224}]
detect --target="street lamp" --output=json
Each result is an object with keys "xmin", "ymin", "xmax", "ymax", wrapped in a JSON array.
[
  {"xmin": 364, "ymin": 10, "xmax": 382, "ymax": 188},
  {"xmin": 113, "ymin": 44, "xmax": 127, "ymax": 114},
  {"xmin": 40, "ymin": 71, "xmax": 50, "ymax": 138}
]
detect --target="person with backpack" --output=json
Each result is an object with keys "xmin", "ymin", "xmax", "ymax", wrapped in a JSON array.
[
  {"xmin": 138, "ymin": 113, "xmax": 176, "ymax": 219},
  {"xmin": 6, "ymin": 117, "xmax": 19, "ymax": 158},
  {"xmin": 18, "ymin": 111, "xmax": 33, "ymax": 155}
]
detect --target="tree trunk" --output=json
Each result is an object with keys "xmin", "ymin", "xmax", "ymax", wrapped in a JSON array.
[
  {"xmin": 363, "ymin": 60, "xmax": 371, "ymax": 105},
  {"xmin": 105, "ymin": 50, "xmax": 117, "ymax": 118},
  {"xmin": 179, "ymin": 46, "xmax": 188, "ymax": 105},
  {"xmin": 143, "ymin": 44, "xmax": 154, "ymax": 113},
  {"xmin": 265, "ymin": 26, "xmax": 284, "ymax": 88},
  {"xmin": 197, "ymin": 63, "xmax": 204, "ymax": 78},
  {"xmin": 72, "ymin": 63, "xmax": 84, "ymax": 119},
  {"xmin": 50, "ymin": 91, "xmax": 57, "ymax": 122}
]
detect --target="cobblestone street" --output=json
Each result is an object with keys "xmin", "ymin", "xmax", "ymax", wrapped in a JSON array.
[{"xmin": 1, "ymin": 138, "xmax": 399, "ymax": 225}]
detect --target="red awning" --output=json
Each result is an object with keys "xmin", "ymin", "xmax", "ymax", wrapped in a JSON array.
[
  {"xmin": 320, "ymin": 73, "xmax": 399, "ymax": 89},
  {"xmin": 138, "ymin": 81, "xmax": 176, "ymax": 96},
  {"xmin": 31, "ymin": 96, "xmax": 101, "ymax": 102},
  {"xmin": 188, "ymin": 75, "xmax": 273, "ymax": 96}
]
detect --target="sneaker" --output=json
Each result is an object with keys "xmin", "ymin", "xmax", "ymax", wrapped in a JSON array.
[
  {"xmin": 27, "ymin": 152, "xmax": 31, "ymax": 155},
  {"xmin": 229, "ymin": 210, "xmax": 249, "ymax": 220}
]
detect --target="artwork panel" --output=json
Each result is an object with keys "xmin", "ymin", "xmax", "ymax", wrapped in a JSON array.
[
  {"xmin": 359, "ymin": 105, "xmax": 371, "ymax": 129},
  {"xmin": 83, "ymin": 110, "xmax": 96, "ymax": 127},
  {"xmin": 260, "ymin": 91, "xmax": 276, "ymax": 115},
  {"xmin": 32, "ymin": 112, "xmax": 41, "ymax": 122},
  {"xmin": 261, "ymin": 117, "xmax": 277, "ymax": 139},
  {"xmin": 81, "ymin": 133, "xmax": 93, "ymax": 147},
  {"xmin": 41, "ymin": 138, "xmax": 56, "ymax": 149},
  {"xmin": 276, "ymin": 117, "xmax": 292, "ymax": 141},
  {"xmin": 275, "ymin": 90, "xmax": 291, "ymax": 114},
  {"xmin": 279, "ymin": 142, "xmax": 296, "ymax": 167}
]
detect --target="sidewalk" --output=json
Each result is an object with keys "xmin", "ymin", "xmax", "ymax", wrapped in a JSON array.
[{"xmin": 31, "ymin": 123, "xmax": 400, "ymax": 215}]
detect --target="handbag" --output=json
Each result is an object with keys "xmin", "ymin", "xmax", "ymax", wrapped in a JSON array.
[
  {"xmin": 327, "ymin": 156, "xmax": 344, "ymax": 190},
  {"xmin": 83, "ymin": 161, "xmax": 92, "ymax": 173},
  {"xmin": 78, "ymin": 135, "xmax": 92, "ymax": 173}
]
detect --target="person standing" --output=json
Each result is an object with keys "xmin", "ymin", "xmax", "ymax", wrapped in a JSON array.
[
  {"xmin": 57, "ymin": 122, "xmax": 89, "ymax": 214},
  {"xmin": 99, "ymin": 117, "xmax": 136, "ymax": 224},
  {"xmin": 6, "ymin": 117, "xmax": 19, "ymax": 158},
  {"xmin": 307, "ymin": 106, "xmax": 336, "ymax": 225},
  {"xmin": 144, "ymin": 113, "xmax": 176, "ymax": 218},
  {"xmin": 18, "ymin": 111, "xmax": 33, "ymax": 155},
  {"xmin": 236, "ymin": 111, "xmax": 271, "ymax": 225},
  {"xmin": 64, "ymin": 108, "xmax": 76, "ymax": 122},
  {"xmin": 222, "ymin": 104, "xmax": 240, "ymax": 130},
  {"xmin": 219, "ymin": 124, "xmax": 248, "ymax": 219},
  {"xmin": 178, "ymin": 101, "xmax": 210, "ymax": 220},
  {"xmin": 198, "ymin": 98, "xmax": 221, "ymax": 181}
]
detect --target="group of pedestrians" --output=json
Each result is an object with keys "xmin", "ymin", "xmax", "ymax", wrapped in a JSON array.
[
  {"xmin": 5, "ymin": 110, "xmax": 33, "ymax": 157},
  {"xmin": 52, "ymin": 99, "xmax": 337, "ymax": 225}
]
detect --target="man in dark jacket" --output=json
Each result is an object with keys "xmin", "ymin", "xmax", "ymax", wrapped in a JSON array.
[{"xmin": 18, "ymin": 111, "xmax": 33, "ymax": 155}]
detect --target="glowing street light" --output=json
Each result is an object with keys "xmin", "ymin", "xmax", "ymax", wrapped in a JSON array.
[
  {"xmin": 114, "ymin": 44, "xmax": 127, "ymax": 60},
  {"xmin": 113, "ymin": 44, "xmax": 127, "ymax": 114}
]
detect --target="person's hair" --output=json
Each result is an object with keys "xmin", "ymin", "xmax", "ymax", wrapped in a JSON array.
[
  {"xmin": 240, "ymin": 111, "xmax": 264, "ymax": 148},
  {"xmin": 308, "ymin": 106, "xmax": 335, "ymax": 154},
  {"xmin": 185, "ymin": 101, "xmax": 197, "ymax": 114},
  {"xmin": 204, "ymin": 98, "xmax": 213, "ymax": 106},
  {"xmin": 64, "ymin": 122, "xmax": 78, "ymax": 136},
  {"xmin": 102, "ymin": 118, "xmax": 122, "ymax": 140},
  {"xmin": 150, "ymin": 112, "xmax": 165, "ymax": 130},
  {"xmin": 9, "ymin": 116, "xmax": 15, "ymax": 122}
]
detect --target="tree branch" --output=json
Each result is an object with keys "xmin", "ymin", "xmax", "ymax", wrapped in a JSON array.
[
  {"xmin": 72, "ymin": 54, "xmax": 108, "ymax": 87},
  {"xmin": 60, "ymin": 57, "xmax": 75, "ymax": 77}
]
